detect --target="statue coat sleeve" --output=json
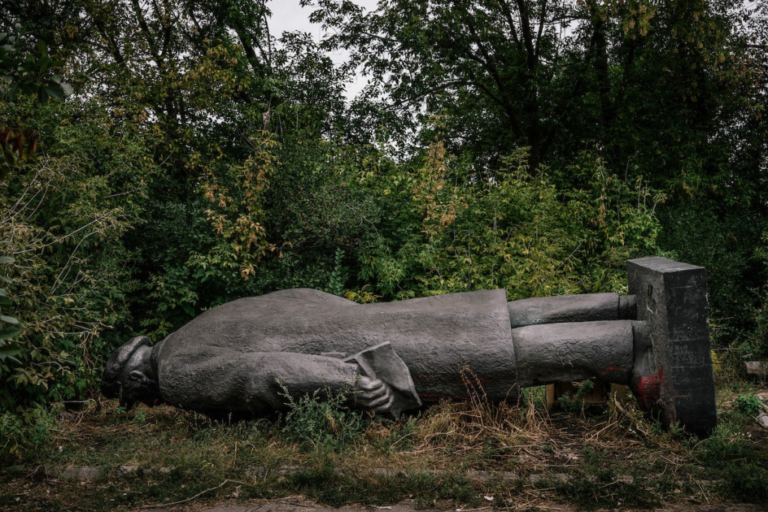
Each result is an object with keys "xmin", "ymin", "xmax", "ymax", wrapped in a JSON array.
[{"xmin": 153, "ymin": 342, "xmax": 358, "ymax": 416}]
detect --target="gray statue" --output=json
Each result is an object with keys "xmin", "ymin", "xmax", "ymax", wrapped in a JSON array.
[{"xmin": 102, "ymin": 257, "xmax": 717, "ymax": 436}]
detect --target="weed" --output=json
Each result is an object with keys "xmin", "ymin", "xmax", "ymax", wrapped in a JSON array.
[
  {"xmin": 281, "ymin": 385, "xmax": 365, "ymax": 452},
  {"xmin": 0, "ymin": 404, "xmax": 59, "ymax": 457},
  {"xmin": 192, "ymin": 427, "xmax": 216, "ymax": 442},
  {"xmin": 719, "ymin": 461, "xmax": 768, "ymax": 503},
  {"xmin": 556, "ymin": 379, "xmax": 595, "ymax": 413},
  {"xmin": 695, "ymin": 435, "xmax": 754, "ymax": 468},
  {"xmin": 133, "ymin": 408, "xmax": 148, "ymax": 426},
  {"xmin": 368, "ymin": 415, "xmax": 419, "ymax": 454},
  {"xmin": 554, "ymin": 477, "xmax": 660, "ymax": 510},
  {"xmin": 482, "ymin": 436, "xmax": 509, "ymax": 460},
  {"xmin": 735, "ymin": 393, "xmax": 764, "ymax": 416},
  {"xmin": 580, "ymin": 446, "xmax": 607, "ymax": 473},
  {"xmin": 325, "ymin": 248, "xmax": 347, "ymax": 296}
]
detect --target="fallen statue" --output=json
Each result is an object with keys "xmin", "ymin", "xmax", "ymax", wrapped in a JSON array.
[{"xmin": 101, "ymin": 257, "xmax": 717, "ymax": 436}]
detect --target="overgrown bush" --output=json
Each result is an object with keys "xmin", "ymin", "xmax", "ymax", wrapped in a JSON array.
[
  {"xmin": 0, "ymin": 403, "xmax": 58, "ymax": 458},
  {"xmin": 281, "ymin": 386, "xmax": 365, "ymax": 452},
  {"xmin": 357, "ymin": 145, "xmax": 664, "ymax": 300},
  {"xmin": 0, "ymin": 97, "xmax": 151, "ymax": 408},
  {"xmin": 0, "ymin": 104, "xmax": 666, "ymax": 415},
  {"xmin": 734, "ymin": 394, "xmax": 764, "ymax": 416}
]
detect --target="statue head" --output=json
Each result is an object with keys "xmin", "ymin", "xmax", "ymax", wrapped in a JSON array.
[{"xmin": 101, "ymin": 336, "xmax": 162, "ymax": 409}]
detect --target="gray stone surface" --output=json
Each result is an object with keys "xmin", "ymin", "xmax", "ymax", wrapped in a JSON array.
[
  {"xmin": 44, "ymin": 465, "xmax": 104, "ymax": 481},
  {"xmin": 101, "ymin": 258, "xmax": 715, "ymax": 435},
  {"xmin": 102, "ymin": 288, "xmax": 647, "ymax": 418},
  {"xmin": 507, "ymin": 292, "xmax": 636, "ymax": 328},
  {"xmin": 512, "ymin": 320, "xmax": 634, "ymax": 386},
  {"xmin": 628, "ymin": 257, "xmax": 717, "ymax": 436},
  {"xmin": 745, "ymin": 361, "xmax": 768, "ymax": 376},
  {"xmin": 344, "ymin": 342, "xmax": 422, "ymax": 419},
  {"xmin": 155, "ymin": 288, "xmax": 516, "ymax": 413}
]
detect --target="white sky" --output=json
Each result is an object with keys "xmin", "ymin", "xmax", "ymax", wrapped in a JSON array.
[{"xmin": 269, "ymin": 0, "xmax": 379, "ymax": 99}]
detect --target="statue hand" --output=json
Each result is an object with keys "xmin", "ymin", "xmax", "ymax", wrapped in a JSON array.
[{"xmin": 355, "ymin": 376, "xmax": 395, "ymax": 415}]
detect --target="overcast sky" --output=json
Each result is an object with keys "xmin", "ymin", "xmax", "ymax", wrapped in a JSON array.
[{"xmin": 269, "ymin": 0, "xmax": 379, "ymax": 99}]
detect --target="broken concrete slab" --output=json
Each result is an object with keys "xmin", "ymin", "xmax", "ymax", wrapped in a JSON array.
[
  {"xmin": 44, "ymin": 466, "xmax": 104, "ymax": 481},
  {"xmin": 745, "ymin": 361, "xmax": 768, "ymax": 377},
  {"xmin": 118, "ymin": 465, "xmax": 175, "ymax": 477}
]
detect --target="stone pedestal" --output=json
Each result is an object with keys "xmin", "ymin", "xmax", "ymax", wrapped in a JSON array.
[{"xmin": 628, "ymin": 257, "xmax": 717, "ymax": 437}]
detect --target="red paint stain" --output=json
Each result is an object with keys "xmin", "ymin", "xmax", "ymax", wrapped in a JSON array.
[
  {"xmin": 636, "ymin": 366, "xmax": 664, "ymax": 410},
  {"xmin": 600, "ymin": 366, "xmax": 626, "ymax": 377}
]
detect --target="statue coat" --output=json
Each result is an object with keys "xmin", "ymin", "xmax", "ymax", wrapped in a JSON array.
[{"xmin": 151, "ymin": 288, "xmax": 517, "ymax": 415}]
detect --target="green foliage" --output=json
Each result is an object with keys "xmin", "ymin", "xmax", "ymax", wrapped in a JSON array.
[
  {"xmin": 734, "ymin": 394, "xmax": 764, "ymax": 417},
  {"xmin": 308, "ymin": 0, "xmax": 768, "ymax": 344},
  {"xmin": 557, "ymin": 379, "xmax": 596, "ymax": 413},
  {"xmin": 719, "ymin": 461, "xmax": 768, "ymax": 503},
  {"xmin": 309, "ymin": 0, "xmax": 767, "ymax": 189},
  {"xmin": 659, "ymin": 204, "xmax": 766, "ymax": 337},
  {"xmin": 357, "ymin": 145, "xmax": 663, "ymax": 301},
  {"xmin": 0, "ymin": 403, "xmax": 58, "ymax": 457},
  {"xmin": 0, "ymin": 29, "xmax": 71, "ymax": 104},
  {"xmin": 326, "ymin": 248, "xmax": 347, "ymax": 296},
  {"xmin": 0, "ymin": 97, "xmax": 152, "ymax": 407},
  {"xmin": 0, "ymin": 255, "xmax": 20, "ymax": 366},
  {"xmin": 281, "ymin": 385, "xmax": 365, "ymax": 452},
  {"xmin": 0, "ymin": 0, "xmax": 762, "ymax": 418},
  {"xmin": 696, "ymin": 434, "xmax": 755, "ymax": 470},
  {"xmin": 0, "ymin": 24, "xmax": 72, "ymax": 379}
]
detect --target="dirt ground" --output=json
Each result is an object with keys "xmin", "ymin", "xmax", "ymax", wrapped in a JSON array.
[
  {"xmin": 151, "ymin": 497, "xmax": 768, "ymax": 512},
  {"xmin": 3, "ymin": 386, "xmax": 767, "ymax": 511}
]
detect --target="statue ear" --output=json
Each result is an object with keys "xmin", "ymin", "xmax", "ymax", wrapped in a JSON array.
[{"xmin": 129, "ymin": 370, "xmax": 148, "ymax": 384}]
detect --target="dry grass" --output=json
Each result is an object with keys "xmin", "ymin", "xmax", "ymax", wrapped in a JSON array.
[
  {"xmin": 1, "ymin": 367, "xmax": 768, "ymax": 511},
  {"xmin": 353, "ymin": 367, "xmax": 667, "ymax": 478}
]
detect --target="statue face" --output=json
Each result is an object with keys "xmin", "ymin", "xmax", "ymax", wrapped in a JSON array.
[{"xmin": 116, "ymin": 345, "xmax": 162, "ymax": 409}]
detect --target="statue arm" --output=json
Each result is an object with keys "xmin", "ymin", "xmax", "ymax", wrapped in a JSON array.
[
  {"xmin": 247, "ymin": 352, "xmax": 361, "ymax": 412},
  {"xmin": 159, "ymin": 350, "xmax": 360, "ymax": 416}
]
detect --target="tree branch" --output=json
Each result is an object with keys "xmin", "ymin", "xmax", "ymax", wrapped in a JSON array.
[
  {"xmin": 497, "ymin": 0, "xmax": 523, "ymax": 49},
  {"xmin": 535, "ymin": 0, "xmax": 548, "ymax": 60},
  {"xmin": 514, "ymin": 0, "xmax": 538, "ymax": 71},
  {"xmin": 130, "ymin": 0, "xmax": 163, "ymax": 64}
]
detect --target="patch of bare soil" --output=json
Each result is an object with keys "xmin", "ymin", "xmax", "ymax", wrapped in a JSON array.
[{"xmin": 155, "ymin": 497, "xmax": 768, "ymax": 512}]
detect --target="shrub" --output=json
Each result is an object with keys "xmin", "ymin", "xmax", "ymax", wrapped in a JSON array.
[
  {"xmin": 359, "ymin": 147, "xmax": 665, "ymax": 301},
  {"xmin": 0, "ymin": 404, "xmax": 59, "ymax": 458},
  {"xmin": 281, "ymin": 385, "xmax": 365, "ymax": 452},
  {"xmin": 734, "ymin": 394, "xmax": 764, "ymax": 416}
]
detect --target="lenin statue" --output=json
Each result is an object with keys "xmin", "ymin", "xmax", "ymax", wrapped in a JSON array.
[{"xmin": 101, "ymin": 257, "xmax": 717, "ymax": 436}]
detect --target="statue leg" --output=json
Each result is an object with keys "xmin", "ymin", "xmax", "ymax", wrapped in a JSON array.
[
  {"xmin": 511, "ymin": 320, "xmax": 636, "ymax": 387},
  {"xmin": 510, "ymin": 257, "xmax": 717, "ymax": 437},
  {"xmin": 508, "ymin": 292, "xmax": 637, "ymax": 328}
]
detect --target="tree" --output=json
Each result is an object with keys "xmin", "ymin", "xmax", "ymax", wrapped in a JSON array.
[{"xmin": 305, "ymin": 0, "xmax": 764, "ymax": 186}]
